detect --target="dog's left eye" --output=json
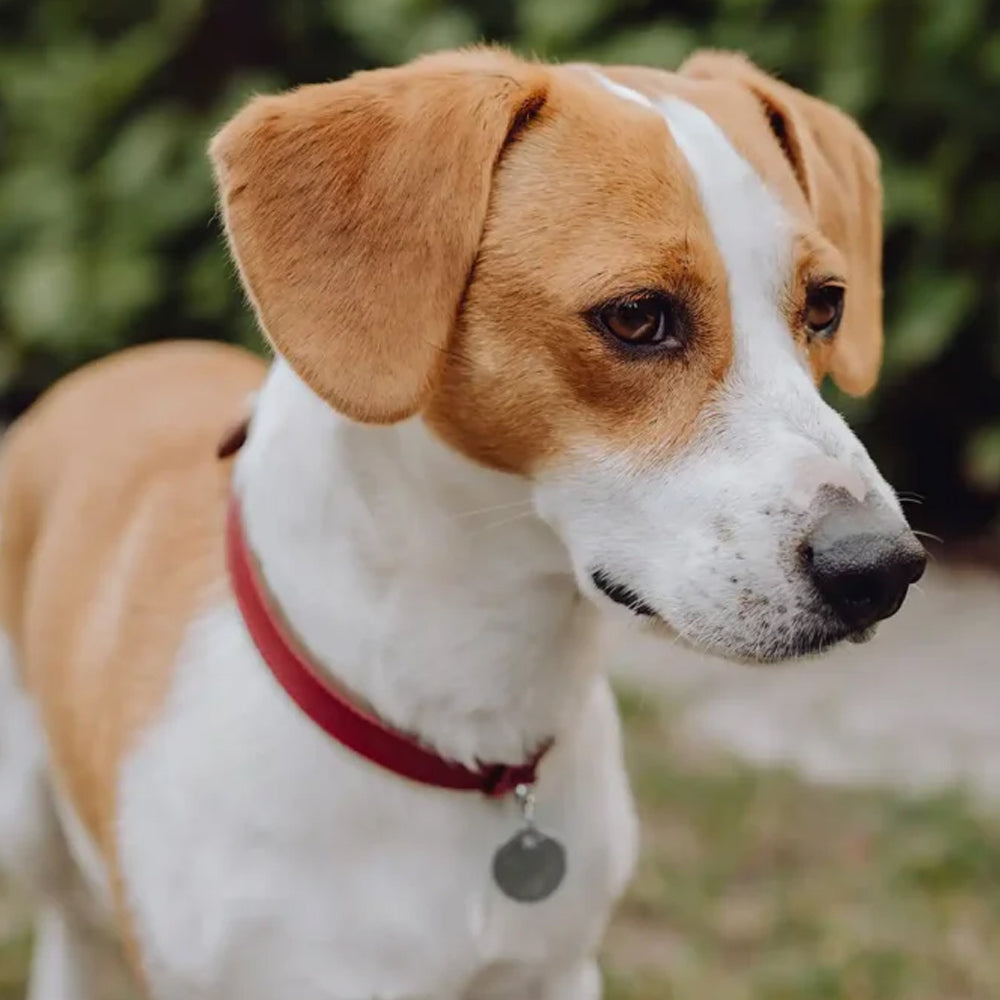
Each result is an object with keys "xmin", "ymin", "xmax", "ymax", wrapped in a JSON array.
[
  {"xmin": 593, "ymin": 294, "xmax": 685, "ymax": 350},
  {"xmin": 804, "ymin": 284, "xmax": 845, "ymax": 340}
]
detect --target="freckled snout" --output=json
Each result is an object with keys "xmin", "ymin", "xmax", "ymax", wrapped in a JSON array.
[{"xmin": 804, "ymin": 504, "xmax": 927, "ymax": 631}]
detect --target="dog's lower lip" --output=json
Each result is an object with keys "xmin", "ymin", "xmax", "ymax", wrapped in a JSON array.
[
  {"xmin": 590, "ymin": 569, "xmax": 658, "ymax": 617},
  {"xmin": 847, "ymin": 625, "xmax": 877, "ymax": 644},
  {"xmin": 752, "ymin": 617, "xmax": 868, "ymax": 661}
]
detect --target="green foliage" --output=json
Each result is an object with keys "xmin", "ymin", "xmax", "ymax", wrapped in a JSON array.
[{"xmin": 1, "ymin": 0, "xmax": 997, "ymax": 540}]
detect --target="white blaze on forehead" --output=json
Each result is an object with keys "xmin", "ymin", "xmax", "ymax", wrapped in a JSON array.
[
  {"xmin": 590, "ymin": 71, "xmax": 655, "ymax": 109},
  {"xmin": 590, "ymin": 74, "xmax": 800, "ymax": 375},
  {"xmin": 657, "ymin": 99, "xmax": 861, "ymax": 441},
  {"xmin": 655, "ymin": 97, "xmax": 798, "ymax": 371},
  {"xmin": 653, "ymin": 96, "xmax": 892, "ymax": 503},
  {"xmin": 588, "ymin": 76, "xmax": 896, "ymax": 510}
]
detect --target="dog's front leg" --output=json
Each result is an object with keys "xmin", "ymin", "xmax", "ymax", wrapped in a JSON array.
[
  {"xmin": 26, "ymin": 903, "xmax": 110, "ymax": 1000},
  {"xmin": 536, "ymin": 960, "xmax": 602, "ymax": 1000}
]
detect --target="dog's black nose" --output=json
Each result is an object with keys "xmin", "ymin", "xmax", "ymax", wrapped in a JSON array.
[{"xmin": 804, "ymin": 505, "xmax": 927, "ymax": 631}]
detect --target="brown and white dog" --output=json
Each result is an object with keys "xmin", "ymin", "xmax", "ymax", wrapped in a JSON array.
[{"xmin": 0, "ymin": 47, "xmax": 924, "ymax": 1000}]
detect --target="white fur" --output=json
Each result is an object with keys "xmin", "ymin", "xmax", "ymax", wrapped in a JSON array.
[
  {"xmin": 232, "ymin": 363, "xmax": 604, "ymax": 768},
  {"xmin": 0, "ymin": 626, "xmax": 131, "ymax": 1000},
  {"xmin": 0, "ymin": 629, "xmax": 60, "ymax": 895},
  {"xmin": 537, "ymin": 82, "xmax": 907, "ymax": 661},
  {"xmin": 51, "ymin": 780, "xmax": 115, "ymax": 921},
  {"xmin": 587, "ymin": 70, "xmax": 654, "ymax": 109},
  {"xmin": 114, "ymin": 363, "xmax": 637, "ymax": 999}
]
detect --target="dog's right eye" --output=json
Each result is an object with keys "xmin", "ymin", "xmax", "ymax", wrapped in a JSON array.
[
  {"xmin": 804, "ymin": 283, "xmax": 845, "ymax": 341},
  {"xmin": 592, "ymin": 294, "xmax": 686, "ymax": 351}
]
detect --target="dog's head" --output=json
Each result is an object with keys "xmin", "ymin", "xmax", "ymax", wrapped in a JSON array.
[{"xmin": 211, "ymin": 47, "xmax": 924, "ymax": 663}]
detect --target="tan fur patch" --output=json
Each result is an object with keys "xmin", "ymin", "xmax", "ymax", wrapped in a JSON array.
[
  {"xmin": 213, "ymin": 50, "xmax": 738, "ymax": 476},
  {"xmin": 597, "ymin": 58, "xmax": 884, "ymax": 396},
  {"xmin": 424, "ymin": 68, "xmax": 734, "ymax": 473},
  {"xmin": 212, "ymin": 48, "xmax": 549, "ymax": 425},
  {"xmin": 0, "ymin": 341, "xmax": 266, "ymax": 972},
  {"xmin": 678, "ymin": 52, "xmax": 884, "ymax": 395}
]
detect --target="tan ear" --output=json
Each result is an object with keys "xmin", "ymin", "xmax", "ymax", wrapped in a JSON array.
[
  {"xmin": 211, "ymin": 49, "xmax": 548, "ymax": 423},
  {"xmin": 681, "ymin": 51, "xmax": 884, "ymax": 396}
]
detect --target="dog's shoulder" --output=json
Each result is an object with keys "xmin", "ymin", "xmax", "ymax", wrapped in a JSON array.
[{"xmin": 0, "ymin": 340, "xmax": 266, "ymax": 903}]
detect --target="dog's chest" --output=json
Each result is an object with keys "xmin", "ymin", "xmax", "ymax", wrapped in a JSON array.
[{"xmin": 114, "ymin": 605, "xmax": 637, "ymax": 999}]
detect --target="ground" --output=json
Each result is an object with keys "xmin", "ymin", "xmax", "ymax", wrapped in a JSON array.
[
  {"xmin": 2, "ymin": 564, "xmax": 998, "ymax": 998},
  {"xmin": 616, "ymin": 564, "xmax": 1000, "ymax": 796},
  {"xmin": 602, "ymin": 689, "xmax": 1000, "ymax": 1000}
]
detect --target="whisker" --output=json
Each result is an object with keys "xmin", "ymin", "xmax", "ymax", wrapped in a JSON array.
[{"xmin": 912, "ymin": 529, "xmax": 944, "ymax": 544}]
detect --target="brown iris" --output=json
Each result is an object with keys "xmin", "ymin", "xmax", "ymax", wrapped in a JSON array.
[
  {"xmin": 804, "ymin": 284, "xmax": 845, "ymax": 341},
  {"xmin": 595, "ymin": 294, "xmax": 684, "ymax": 350}
]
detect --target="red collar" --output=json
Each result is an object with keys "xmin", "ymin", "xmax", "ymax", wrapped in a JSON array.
[{"xmin": 226, "ymin": 497, "xmax": 549, "ymax": 797}]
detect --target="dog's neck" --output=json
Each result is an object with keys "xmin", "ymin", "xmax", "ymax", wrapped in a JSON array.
[{"xmin": 234, "ymin": 360, "xmax": 602, "ymax": 767}]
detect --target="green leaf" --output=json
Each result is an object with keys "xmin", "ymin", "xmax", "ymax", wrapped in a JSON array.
[
  {"xmin": 91, "ymin": 249, "xmax": 161, "ymax": 335},
  {"xmin": 517, "ymin": 0, "xmax": 613, "ymax": 53},
  {"xmin": 965, "ymin": 425, "xmax": 1000, "ymax": 491},
  {"xmin": 3, "ymin": 247, "xmax": 84, "ymax": 347},
  {"xmin": 884, "ymin": 273, "xmax": 977, "ymax": 373},
  {"xmin": 581, "ymin": 22, "xmax": 696, "ymax": 70}
]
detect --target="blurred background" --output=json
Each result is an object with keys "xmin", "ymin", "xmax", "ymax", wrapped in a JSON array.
[
  {"xmin": 1, "ymin": 1, "xmax": 999, "ymax": 998},
  {"xmin": 2, "ymin": 0, "xmax": 999, "ymax": 551}
]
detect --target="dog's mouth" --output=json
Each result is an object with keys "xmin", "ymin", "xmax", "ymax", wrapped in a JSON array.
[
  {"xmin": 589, "ymin": 567, "xmax": 879, "ymax": 662},
  {"xmin": 590, "ymin": 568, "xmax": 658, "ymax": 618}
]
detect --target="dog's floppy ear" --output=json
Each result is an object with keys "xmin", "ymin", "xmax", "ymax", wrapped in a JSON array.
[
  {"xmin": 211, "ymin": 49, "xmax": 548, "ymax": 423},
  {"xmin": 681, "ymin": 51, "xmax": 884, "ymax": 396}
]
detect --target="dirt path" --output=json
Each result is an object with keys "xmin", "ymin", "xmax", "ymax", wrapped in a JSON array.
[{"xmin": 615, "ymin": 564, "xmax": 1000, "ymax": 797}]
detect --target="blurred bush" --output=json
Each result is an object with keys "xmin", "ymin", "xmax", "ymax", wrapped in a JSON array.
[{"xmin": 1, "ymin": 0, "xmax": 998, "ymax": 545}]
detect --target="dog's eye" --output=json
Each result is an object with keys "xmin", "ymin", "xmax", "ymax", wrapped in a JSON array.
[
  {"xmin": 594, "ymin": 294, "xmax": 684, "ymax": 350},
  {"xmin": 804, "ymin": 284, "xmax": 845, "ymax": 340}
]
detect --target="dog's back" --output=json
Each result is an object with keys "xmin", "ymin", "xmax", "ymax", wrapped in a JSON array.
[{"xmin": 0, "ymin": 340, "xmax": 264, "ymax": 957}]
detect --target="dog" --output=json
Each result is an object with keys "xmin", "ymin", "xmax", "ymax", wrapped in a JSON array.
[{"xmin": 0, "ymin": 46, "xmax": 925, "ymax": 1000}]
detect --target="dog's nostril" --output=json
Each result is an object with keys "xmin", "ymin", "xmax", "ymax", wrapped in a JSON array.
[
  {"xmin": 810, "ymin": 543, "xmax": 922, "ymax": 629},
  {"xmin": 805, "ymin": 506, "xmax": 926, "ymax": 631},
  {"xmin": 836, "ymin": 574, "xmax": 879, "ymax": 607},
  {"xmin": 905, "ymin": 551, "xmax": 928, "ymax": 586}
]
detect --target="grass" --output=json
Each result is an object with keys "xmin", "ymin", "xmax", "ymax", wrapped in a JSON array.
[
  {"xmin": 603, "ymin": 688, "xmax": 1000, "ymax": 1000},
  {"xmin": 0, "ymin": 922, "xmax": 30, "ymax": 1000},
  {"xmin": 3, "ymin": 687, "xmax": 1000, "ymax": 999}
]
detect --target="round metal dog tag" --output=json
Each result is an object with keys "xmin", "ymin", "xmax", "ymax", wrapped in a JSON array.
[{"xmin": 492, "ymin": 826, "xmax": 566, "ymax": 903}]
